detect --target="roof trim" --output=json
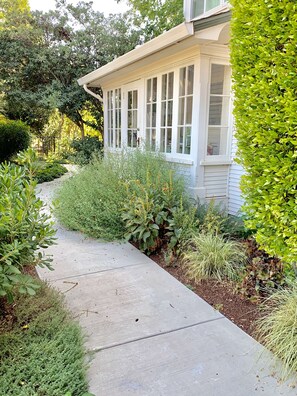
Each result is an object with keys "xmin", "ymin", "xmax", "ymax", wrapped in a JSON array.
[
  {"xmin": 77, "ymin": 22, "xmax": 194, "ymax": 86},
  {"xmin": 194, "ymin": 10, "xmax": 231, "ymax": 31}
]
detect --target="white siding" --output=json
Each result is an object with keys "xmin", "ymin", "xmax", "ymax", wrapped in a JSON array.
[
  {"xmin": 228, "ymin": 133, "xmax": 245, "ymax": 215},
  {"xmin": 204, "ymin": 165, "xmax": 229, "ymax": 198}
]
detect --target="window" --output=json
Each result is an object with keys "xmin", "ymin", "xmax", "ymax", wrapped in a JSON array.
[
  {"xmin": 146, "ymin": 77, "xmax": 157, "ymax": 149},
  {"xmin": 192, "ymin": 0, "xmax": 227, "ymax": 18},
  {"xmin": 160, "ymin": 72, "xmax": 174, "ymax": 153},
  {"xmin": 107, "ymin": 88, "xmax": 121, "ymax": 148},
  {"xmin": 207, "ymin": 64, "xmax": 231, "ymax": 156},
  {"xmin": 177, "ymin": 65, "xmax": 194, "ymax": 154}
]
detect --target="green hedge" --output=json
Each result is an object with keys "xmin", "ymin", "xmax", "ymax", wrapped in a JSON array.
[
  {"xmin": 35, "ymin": 161, "xmax": 68, "ymax": 183},
  {"xmin": 230, "ymin": 0, "xmax": 297, "ymax": 264},
  {"xmin": 0, "ymin": 120, "xmax": 30, "ymax": 162}
]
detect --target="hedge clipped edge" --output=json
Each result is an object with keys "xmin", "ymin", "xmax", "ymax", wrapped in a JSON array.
[{"xmin": 230, "ymin": 0, "xmax": 297, "ymax": 263}]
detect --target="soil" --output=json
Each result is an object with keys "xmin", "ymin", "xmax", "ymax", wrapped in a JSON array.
[
  {"xmin": 149, "ymin": 249, "xmax": 264, "ymax": 340},
  {"xmin": 0, "ymin": 265, "xmax": 39, "ymax": 333}
]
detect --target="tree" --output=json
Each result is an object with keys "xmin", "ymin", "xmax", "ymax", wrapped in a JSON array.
[
  {"xmin": 118, "ymin": 0, "xmax": 184, "ymax": 40},
  {"xmin": 0, "ymin": 1, "xmax": 142, "ymax": 136},
  {"xmin": 231, "ymin": 0, "xmax": 297, "ymax": 265}
]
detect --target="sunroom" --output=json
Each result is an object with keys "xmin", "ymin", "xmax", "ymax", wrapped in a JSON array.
[{"xmin": 78, "ymin": 1, "xmax": 243, "ymax": 215}]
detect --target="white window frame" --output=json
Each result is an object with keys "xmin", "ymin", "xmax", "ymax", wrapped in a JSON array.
[
  {"xmin": 143, "ymin": 61, "xmax": 196, "ymax": 160},
  {"xmin": 191, "ymin": 0, "xmax": 229, "ymax": 20},
  {"xmin": 204, "ymin": 59, "xmax": 232, "ymax": 163},
  {"xmin": 106, "ymin": 88, "xmax": 122, "ymax": 149}
]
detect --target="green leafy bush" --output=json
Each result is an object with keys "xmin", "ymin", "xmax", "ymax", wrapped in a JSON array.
[
  {"xmin": 231, "ymin": 0, "xmax": 297, "ymax": 263},
  {"xmin": 55, "ymin": 149, "xmax": 187, "ymax": 242},
  {"xmin": 0, "ymin": 282, "xmax": 89, "ymax": 395},
  {"xmin": 184, "ymin": 233, "xmax": 247, "ymax": 282},
  {"xmin": 257, "ymin": 283, "xmax": 297, "ymax": 379},
  {"xmin": 0, "ymin": 119, "xmax": 30, "ymax": 162},
  {"xmin": 0, "ymin": 155, "xmax": 55, "ymax": 302},
  {"xmin": 122, "ymin": 173, "xmax": 187, "ymax": 254},
  {"xmin": 70, "ymin": 136, "xmax": 103, "ymax": 165},
  {"xmin": 35, "ymin": 161, "xmax": 68, "ymax": 183}
]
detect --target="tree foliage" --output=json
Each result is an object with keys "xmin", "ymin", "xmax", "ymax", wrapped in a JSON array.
[
  {"xmin": 0, "ymin": 1, "xmax": 141, "ymax": 136},
  {"xmin": 118, "ymin": 0, "xmax": 184, "ymax": 40},
  {"xmin": 230, "ymin": 0, "xmax": 297, "ymax": 264}
]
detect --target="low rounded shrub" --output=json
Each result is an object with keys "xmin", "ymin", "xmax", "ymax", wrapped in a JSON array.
[
  {"xmin": 257, "ymin": 284, "xmax": 297, "ymax": 379},
  {"xmin": 184, "ymin": 233, "xmax": 247, "ymax": 282},
  {"xmin": 35, "ymin": 162, "xmax": 68, "ymax": 183},
  {"xmin": 0, "ymin": 120, "xmax": 30, "ymax": 162},
  {"xmin": 70, "ymin": 136, "xmax": 103, "ymax": 165}
]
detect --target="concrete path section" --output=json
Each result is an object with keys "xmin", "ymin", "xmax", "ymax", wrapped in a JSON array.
[{"xmin": 37, "ymin": 177, "xmax": 297, "ymax": 396}]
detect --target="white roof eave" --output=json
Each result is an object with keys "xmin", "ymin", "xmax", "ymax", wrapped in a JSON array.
[{"xmin": 77, "ymin": 22, "xmax": 194, "ymax": 87}]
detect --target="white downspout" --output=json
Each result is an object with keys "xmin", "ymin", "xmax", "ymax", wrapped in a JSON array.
[{"xmin": 83, "ymin": 84, "xmax": 103, "ymax": 103}]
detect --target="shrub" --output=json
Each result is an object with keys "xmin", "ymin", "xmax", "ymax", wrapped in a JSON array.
[
  {"xmin": 55, "ymin": 149, "xmax": 187, "ymax": 242},
  {"xmin": 195, "ymin": 199, "xmax": 251, "ymax": 239},
  {"xmin": 231, "ymin": 1, "xmax": 297, "ymax": 263},
  {"xmin": 122, "ymin": 172, "xmax": 188, "ymax": 254},
  {"xmin": 184, "ymin": 233, "xmax": 247, "ymax": 282},
  {"xmin": 70, "ymin": 136, "xmax": 103, "ymax": 165},
  {"xmin": 257, "ymin": 284, "xmax": 297, "ymax": 379},
  {"xmin": 0, "ymin": 119, "xmax": 30, "ymax": 162},
  {"xmin": 0, "ymin": 154, "xmax": 55, "ymax": 302},
  {"xmin": 35, "ymin": 161, "xmax": 68, "ymax": 183}
]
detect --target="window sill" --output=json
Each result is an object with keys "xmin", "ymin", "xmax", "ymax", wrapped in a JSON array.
[
  {"xmin": 166, "ymin": 156, "xmax": 194, "ymax": 165},
  {"xmin": 200, "ymin": 160, "xmax": 232, "ymax": 166}
]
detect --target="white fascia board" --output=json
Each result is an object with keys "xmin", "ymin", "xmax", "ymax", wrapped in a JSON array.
[{"xmin": 77, "ymin": 22, "xmax": 194, "ymax": 87}]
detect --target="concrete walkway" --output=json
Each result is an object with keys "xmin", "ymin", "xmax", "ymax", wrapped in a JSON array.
[{"xmin": 37, "ymin": 176, "xmax": 296, "ymax": 396}]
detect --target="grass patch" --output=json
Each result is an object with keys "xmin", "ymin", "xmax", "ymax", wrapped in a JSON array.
[
  {"xmin": 257, "ymin": 283, "xmax": 297, "ymax": 379},
  {"xmin": 184, "ymin": 233, "xmax": 247, "ymax": 282},
  {"xmin": 54, "ymin": 149, "xmax": 186, "ymax": 241},
  {"xmin": 0, "ymin": 281, "xmax": 89, "ymax": 396}
]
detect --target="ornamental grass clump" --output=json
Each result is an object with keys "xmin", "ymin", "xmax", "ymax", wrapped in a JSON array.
[
  {"xmin": 257, "ymin": 284, "xmax": 297, "ymax": 379},
  {"xmin": 184, "ymin": 233, "xmax": 247, "ymax": 282}
]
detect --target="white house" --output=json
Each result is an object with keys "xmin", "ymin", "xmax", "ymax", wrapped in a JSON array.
[{"xmin": 78, "ymin": 0, "xmax": 244, "ymax": 215}]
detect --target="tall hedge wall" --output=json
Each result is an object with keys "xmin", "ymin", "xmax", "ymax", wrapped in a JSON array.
[{"xmin": 230, "ymin": 0, "xmax": 297, "ymax": 263}]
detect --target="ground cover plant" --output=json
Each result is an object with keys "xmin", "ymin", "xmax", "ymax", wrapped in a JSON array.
[
  {"xmin": 0, "ymin": 150, "xmax": 55, "ymax": 302},
  {"xmin": 0, "ymin": 281, "xmax": 89, "ymax": 396},
  {"xmin": 55, "ymin": 149, "xmax": 187, "ymax": 241},
  {"xmin": 0, "ymin": 119, "xmax": 30, "ymax": 162},
  {"xmin": 34, "ymin": 161, "xmax": 68, "ymax": 183}
]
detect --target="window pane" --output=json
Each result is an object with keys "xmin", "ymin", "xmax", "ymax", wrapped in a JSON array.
[
  {"xmin": 179, "ymin": 67, "xmax": 186, "ymax": 97},
  {"xmin": 161, "ymin": 102, "xmax": 166, "ymax": 127},
  {"xmin": 186, "ymin": 96, "xmax": 193, "ymax": 125},
  {"xmin": 168, "ymin": 72, "xmax": 174, "ymax": 99},
  {"xmin": 209, "ymin": 96, "xmax": 223, "ymax": 125},
  {"xmin": 146, "ymin": 104, "xmax": 151, "ymax": 127},
  {"xmin": 207, "ymin": 127, "xmax": 228, "ymax": 155},
  {"xmin": 152, "ymin": 103, "xmax": 157, "ymax": 127},
  {"xmin": 193, "ymin": 0, "xmax": 204, "ymax": 17},
  {"xmin": 178, "ymin": 97, "xmax": 185, "ymax": 125},
  {"xmin": 177, "ymin": 127, "xmax": 184, "ymax": 153},
  {"xmin": 160, "ymin": 129, "xmax": 166, "ymax": 152},
  {"xmin": 152, "ymin": 77, "xmax": 157, "ymax": 102},
  {"xmin": 167, "ymin": 128, "xmax": 172, "ymax": 153},
  {"xmin": 187, "ymin": 65, "xmax": 194, "ymax": 95},
  {"xmin": 167, "ymin": 100, "xmax": 173, "ymax": 126},
  {"xmin": 133, "ymin": 90, "xmax": 137, "ymax": 108},
  {"xmin": 147, "ymin": 79, "xmax": 152, "ymax": 103},
  {"xmin": 210, "ymin": 64, "xmax": 225, "ymax": 95},
  {"xmin": 162, "ymin": 74, "xmax": 167, "ymax": 100},
  {"xmin": 185, "ymin": 127, "xmax": 191, "ymax": 154},
  {"xmin": 206, "ymin": 0, "xmax": 220, "ymax": 12},
  {"xmin": 152, "ymin": 129, "xmax": 156, "ymax": 149}
]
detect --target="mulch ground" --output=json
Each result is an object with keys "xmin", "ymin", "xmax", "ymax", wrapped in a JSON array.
[{"xmin": 149, "ymin": 250, "xmax": 264, "ymax": 340}]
